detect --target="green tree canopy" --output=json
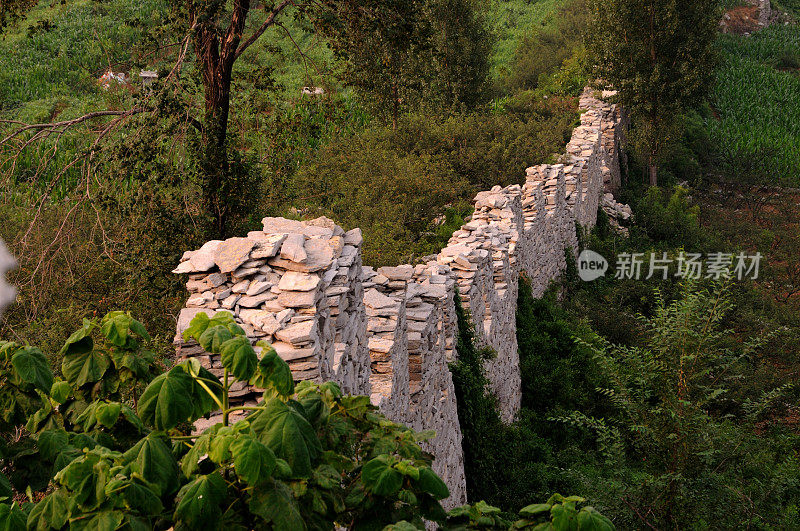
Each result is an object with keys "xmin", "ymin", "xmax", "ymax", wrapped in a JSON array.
[{"xmin": 588, "ymin": 0, "xmax": 718, "ymax": 185}]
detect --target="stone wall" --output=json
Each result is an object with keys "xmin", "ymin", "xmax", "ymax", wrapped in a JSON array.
[
  {"xmin": 172, "ymin": 87, "xmax": 626, "ymax": 508},
  {"xmin": 0, "ymin": 239, "xmax": 15, "ymax": 320}
]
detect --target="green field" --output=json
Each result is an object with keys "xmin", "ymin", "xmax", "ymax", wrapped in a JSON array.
[{"xmin": 711, "ymin": 25, "xmax": 800, "ymax": 185}]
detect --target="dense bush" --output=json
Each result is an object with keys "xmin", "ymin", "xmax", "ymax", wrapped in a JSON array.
[
  {"xmin": 450, "ymin": 279, "xmax": 607, "ymax": 512},
  {"xmin": 294, "ymin": 93, "xmax": 578, "ymax": 265},
  {"xmin": 556, "ymin": 282, "xmax": 800, "ymax": 529}
]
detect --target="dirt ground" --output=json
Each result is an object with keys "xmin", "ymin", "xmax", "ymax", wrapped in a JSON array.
[{"xmin": 720, "ymin": 6, "xmax": 764, "ymax": 35}]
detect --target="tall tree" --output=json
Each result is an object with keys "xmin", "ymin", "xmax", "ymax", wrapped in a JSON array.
[
  {"xmin": 320, "ymin": 0, "xmax": 492, "ymax": 127},
  {"xmin": 588, "ymin": 0, "xmax": 718, "ymax": 186}
]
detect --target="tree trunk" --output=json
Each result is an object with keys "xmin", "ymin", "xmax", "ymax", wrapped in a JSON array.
[
  {"xmin": 202, "ymin": 79, "xmax": 233, "ymax": 239},
  {"xmin": 648, "ymin": 161, "xmax": 658, "ymax": 187},
  {"xmin": 188, "ymin": 0, "xmax": 253, "ymax": 239}
]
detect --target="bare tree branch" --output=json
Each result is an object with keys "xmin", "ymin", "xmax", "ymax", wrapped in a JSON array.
[{"xmin": 0, "ymin": 111, "xmax": 132, "ymax": 145}]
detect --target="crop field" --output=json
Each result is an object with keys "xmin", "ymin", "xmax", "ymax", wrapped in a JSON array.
[{"xmin": 711, "ymin": 25, "xmax": 800, "ymax": 185}]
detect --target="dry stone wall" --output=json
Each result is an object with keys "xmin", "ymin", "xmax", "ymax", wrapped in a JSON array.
[{"xmin": 172, "ymin": 87, "xmax": 625, "ymax": 508}]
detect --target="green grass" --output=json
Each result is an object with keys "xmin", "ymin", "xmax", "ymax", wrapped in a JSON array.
[
  {"xmin": 0, "ymin": 0, "xmax": 165, "ymax": 114},
  {"xmin": 710, "ymin": 25, "xmax": 800, "ymax": 185},
  {"xmin": 775, "ymin": 0, "xmax": 800, "ymax": 17}
]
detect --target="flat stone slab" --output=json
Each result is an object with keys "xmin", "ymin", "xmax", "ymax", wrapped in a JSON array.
[
  {"xmin": 215, "ymin": 238, "xmax": 256, "ymax": 274},
  {"xmin": 377, "ymin": 265, "xmax": 414, "ymax": 281},
  {"xmin": 278, "ymin": 271, "xmax": 321, "ymax": 292},
  {"xmin": 275, "ymin": 320, "xmax": 316, "ymax": 345},
  {"xmin": 280, "ymin": 234, "xmax": 307, "ymax": 263},
  {"xmin": 364, "ymin": 289, "xmax": 396, "ymax": 309}
]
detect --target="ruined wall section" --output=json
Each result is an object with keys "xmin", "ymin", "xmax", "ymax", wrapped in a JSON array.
[
  {"xmin": 173, "ymin": 217, "xmax": 371, "ymax": 406},
  {"xmin": 171, "ymin": 88, "xmax": 624, "ymax": 509}
]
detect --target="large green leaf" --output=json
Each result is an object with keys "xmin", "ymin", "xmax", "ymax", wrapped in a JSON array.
[
  {"xmin": 27, "ymin": 489, "xmax": 69, "ymax": 531},
  {"xmin": 38, "ymin": 429, "xmax": 70, "ymax": 461},
  {"xmin": 248, "ymin": 480, "xmax": 305, "ymax": 531},
  {"xmin": 198, "ymin": 325, "xmax": 233, "ymax": 354},
  {"xmin": 100, "ymin": 311, "xmax": 149, "ymax": 348},
  {"xmin": 0, "ymin": 503, "xmax": 26, "ymax": 531},
  {"xmin": 70, "ymin": 510, "xmax": 124, "ymax": 531},
  {"xmin": 137, "ymin": 368, "xmax": 194, "ymax": 430},
  {"xmin": 58, "ymin": 319, "xmax": 95, "ymax": 358},
  {"xmin": 105, "ymin": 478, "xmax": 163, "ymax": 514},
  {"xmin": 123, "ymin": 435, "xmax": 179, "ymax": 496},
  {"xmin": 62, "ymin": 348, "xmax": 110, "ymax": 388},
  {"xmin": 173, "ymin": 473, "xmax": 227, "ymax": 529},
  {"xmin": 362, "ymin": 455, "xmax": 403, "ymax": 496},
  {"xmin": 575, "ymin": 507, "xmax": 615, "ymax": 531},
  {"xmin": 180, "ymin": 424, "xmax": 221, "ymax": 477},
  {"xmin": 518, "ymin": 503, "xmax": 553, "ymax": 518},
  {"xmin": 95, "ymin": 401, "xmax": 122, "ymax": 429},
  {"xmin": 219, "ymin": 336, "xmax": 258, "ymax": 381},
  {"xmin": 110, "ymin": 348, "xmax": 153, "ymax": 380},
  {"xmin": 50, "ymin": 381, "xmax": 72, "ymax": 404},
  {"xmin": 415, "ymin": 467, "xmax": 449, "ymax": 500},
  {"xmin": 251, "ymin": 342, "xmax": 295, "ymax": 397},
  {"xmin": 182, "ymin": 312, "xmax": 211, "ymax": 342},
  {"xmin": 208, "ymin": 311, "xmax": 244, "ymax": 335},
  {"xmin": 251, "ymin": 399, "xmax": 321, "ymax": 477},
  {"xmin": 207, "ymin": 427, "xmax": 236, "ymax": 464},
  {"xmin": 0, "ymin": 471, "xmax": 10, "ymax": 500},
  {"xmin": 231, "ymin": 435, "xmax": 277, "ymax": 486},
  {"xmin": 179, "ymin": 359, "xmax": 223, "ymax": 419},
  {"xmin": 11, "ymin": 347, "xmax": 53, "ymax": 392},
  {"xmin": 76, "ymin": 401, "xmax": 124, "ymax": 431}
]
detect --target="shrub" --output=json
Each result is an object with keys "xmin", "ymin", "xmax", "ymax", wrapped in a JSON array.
[
  {"xmin": 0, "ymin": 310, "xmax": 615, "ymax": 530},
  {"xmin": 626, "ymin": 186, "xmax": 709, "ymax": 252},
  {"xmin": 557, "ymin": 281, "xmax": 800, "ymax": 529},
  {"xmin": 293, "ymin": 94, "xmax": 578, "ymax": 265}
]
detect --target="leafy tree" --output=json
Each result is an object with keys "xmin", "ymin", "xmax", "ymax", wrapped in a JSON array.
[
  {"xmin": 588, "ymin": 0, "xmax": 718, "ymax": 185},
  {"xmin": 320, "ymin": 0, "xmax": 492, "ymax": 127},
  {"xmin": 1, "ymin": 312, "xmax": 156, "ymax": 493},
  {"xmin": 421, "ymin": 0, "xmax": 493, "ymax": 111},
  {"xmin": 502, "ymin": 0, "xmax": 590, "ymax": 93},
  {"xmin": 557, "ymin": 281, "xmax": 800, "ymax": 529},
  {"xmin": 0, "ymin": 1, "xmax": 429, "ymax": 238}
]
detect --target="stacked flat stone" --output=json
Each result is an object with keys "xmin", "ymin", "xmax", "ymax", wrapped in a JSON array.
[
  {"xmin": 526, "ymin": 164, "xmax": 577, "ymax": 272},
  {"xmin": 598, "ymin": 90, "xmax": 627, "ymax": 193},
  {"xmin": 173, "ymin": 216, "xmax": 371, "ymax": 409},
  {"xmin": 602, "ymin": 193, "xmax": 633, "ymax": 236},
  {"xmin": 362, "ymin": 261, "xmax": 467, "ymax": 508},
  {"xmin": 441, "ymin": 185, "xmax": 524, "ymax": 422},
  {"xmin": 0, "ymin": 238, "xmax": 15, "ymax": 319},
  {"xmin": 565, "ymin": 102, "xmax": 604, "ymax": 227},
  {"xmin": 362, "ymin": 266, "xmax": 410, "ymax": 424},
  {"xmin": 405, "ymin": 262, "xmax": 466, "ymax": 509},
  {"xmin": 171, "ymin": 87, "xmax": 626, "ymax": 509}
]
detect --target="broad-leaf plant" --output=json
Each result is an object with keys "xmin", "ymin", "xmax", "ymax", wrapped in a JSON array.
[{"xmin": 0, "ymin": 311, "xmax": 614, "ymax": 530}]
